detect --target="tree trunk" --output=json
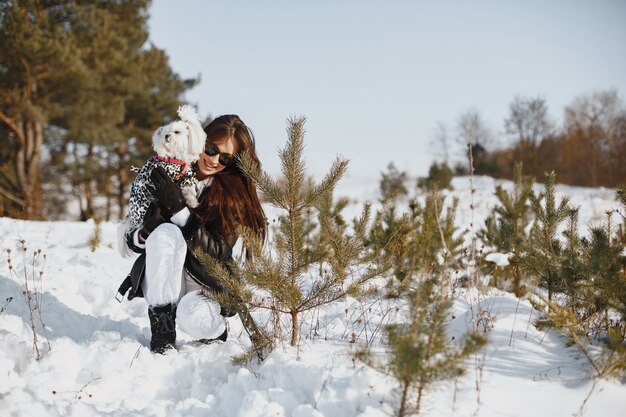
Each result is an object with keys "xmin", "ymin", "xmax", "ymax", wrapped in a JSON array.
[
  {"xmin": 590, "ymin": 150, "xmax": 598, "ymax": 188},
  {"xmin": 81, "ymin": 181, "xmax": 95, "ymax": 221},
  {"xmin": 398, "ymin": 380, "xmax": 410, "ymax": 417},
  {"xmin": 0, "ymin": 54, "xmax": 45, "ymax": 219},
  {"xmin": 116, "ymin": 144, "xmax": 129, "ymax": 220},
  {"xmin": 290, "ymin": 310, "xmax": 299, "ymax": 346},
  {"xmin": 104, "ymin": 153, "xmax": 113, "ymax": 221},
  {"xmin": 103, "ymin": 175, "xmax": 111, "ymax": 221},
  {"xmin": 416, "ymin": 383, "xmax": 424, "ymax": 416},
  {"xmin": 12, "ymin": 119, "xmax": 44, "ymax": 219},
  {"xmin": 513, "ymin": 265, "xmax": 524, "ymax": 297},
  {"xmin": 78, "ymin": 144, "xmax": 96, "ymax": 221},
  {"xmin": 548, "ymin": 281, "xmax": 553, "ymax": 302}
]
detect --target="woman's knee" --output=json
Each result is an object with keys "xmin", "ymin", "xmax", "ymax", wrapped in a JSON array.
[
  {"xmin": 145, "ymin": 223, "xmax": 186, "ymax": 251},
  {"xmin": 177, "ymin": 291, "xmax": 226, "ymax": 340}
]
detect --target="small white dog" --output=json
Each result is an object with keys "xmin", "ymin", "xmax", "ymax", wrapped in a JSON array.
[{"xmin": 118, "ymin": 105, "xmax": 206, "ymax": 257}]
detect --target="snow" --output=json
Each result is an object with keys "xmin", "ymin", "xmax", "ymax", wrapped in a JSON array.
[
  {"xmin": 1, "ymin": 176, "xmax": 625, "ymax": 417},
  {"xmin": 484, "ymin": 253, "xmax": 511, "ymax": 267}
]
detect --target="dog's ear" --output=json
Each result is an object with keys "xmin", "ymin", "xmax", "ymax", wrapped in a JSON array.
[
  {"xmin": 177, "ymin": 105, "xmax": 201, "ymax": 124},
  {"xmin": 187, "ymin": 121, "xmax": 207, "ymax": 159},
  {"xmin": 178, "ymin": 105, "xmax": 206, "ymax": 160}
]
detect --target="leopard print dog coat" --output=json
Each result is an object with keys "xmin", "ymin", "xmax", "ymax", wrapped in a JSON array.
[{"xmin": 126, "ymin": 155, "xmax": 198, "ymax": 230}]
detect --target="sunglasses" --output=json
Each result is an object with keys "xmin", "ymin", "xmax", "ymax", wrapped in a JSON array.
[{"xmin": 205, "ymin": 143, "xmax": 234, "ymax": 166}]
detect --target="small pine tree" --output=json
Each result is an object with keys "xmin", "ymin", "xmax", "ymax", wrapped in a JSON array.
[
  {"xmin": 520, "ymin": 171, "xmax": 572, "ymax": 301},
  {"xmin": 201, "ymin": 116, "xmax": 387, "ymax": 352},
  {"xmin": 583, "ymin": 225, "xmax": 626, "ymax": 326},
  {"xmin": 302, "ymin": 183, "xmax": 350, "ymax": 270},
  {"xmin": 413, "ymin": 193, "xmax": 463, "ymax": 275},
  {"xmin": 368, "ymin": 205, "xmax": 413, "ymax": 282},
  {"xmin": 361, "ymin": 279, "xmax": 485, "ymax": 416},
  {"xmin": 87, "ymin": 219, "xmax": 102, "ymax": 252},
  {"xmin": 532, "ymin": 185, "xmax": 626, "ymax": 380},
  {"xmin": 616, "ymin": 185, "xmax": 626, "ymax": 258},
  {"xmin": 417, "ymin": 162, "xmax": 454, "ymax": 191},
  {"xmin": 367, "ymin": 163, "xmax": 409, "ymax": 281},
  {"xmin": 544, "ymin": 299, "xmax": 626, "ymax": 382},
  {"xmin": 559, "ymin": 209, "xmax": 586, "ymax": 309},
  {"xmin": 480, "ymin": 163, "xmax": 533, "ymax": 294},
  {"xmin": 369, "ymin": 192, "xmax": 462, "ymax": 282},
  {"xmin": 380, "ymin": 162, "xmax": 408, "ymax": 206}
]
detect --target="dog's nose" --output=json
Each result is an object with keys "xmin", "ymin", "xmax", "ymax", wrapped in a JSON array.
[{"xmin": 165, "ymin": 133, "xmax": 171, "ymax": 141}]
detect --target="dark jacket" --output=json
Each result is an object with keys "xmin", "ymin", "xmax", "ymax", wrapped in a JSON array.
[{"xmin": 118, "ymin": 213, "xmax": 235, "ymax": 301}]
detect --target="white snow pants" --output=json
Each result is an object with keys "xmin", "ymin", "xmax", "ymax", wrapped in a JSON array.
[{"xmin": 142, "ymin": 223, "xmax": 226, "ymax": 340}]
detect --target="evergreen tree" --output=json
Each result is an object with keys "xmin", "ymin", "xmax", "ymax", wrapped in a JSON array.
[
  {"xmin": 49, "ymin": 2, "xmax": 195, "ymax": 221},
  {"xmin": 0, "ymin": 0, "xmax": 194, "ymax": 219},
  {"xmin": 531, "ymin": 185, "xmax": 626, "ymax": 379},
  {"xmin": 479, "ymin": 163, "xmax": 533, "ymax": 294},
  {"xmin": 0, "ymin": 0, "xmax": 80, "ymax": 217},
  {"xmin": 369, "ymin": 192, "xmax": 462, "ymax": 283},
  {"xmin": 368, "ymin": 204, "xmax": 410, "ymax": 282},
  {"xmin": 413, "ymin": 193, "xmax": 462, "ymax": 275},
  {"xmin": 572, "ymin": 188, "xmax": 626, "ymax": 336},
  {"xmin": 616, "ymin": 185, "xmax": 626, "ymax": 250},
  {"xmin": 544, "ymin": 299, "xmax": 626, "ymax": 381},
  {"xmin": 417, "ymin": 161, "xmax": 453, "ymax": 191},
  {"xmin": 583, "ymin": 225, "xmax": 626, "ymax": 325},
  {"xmin": 520, "ymin": 171, "xmax": 571, "ymax": 301},
  {"xmin": 508, "ymin": 180, "xmax": 626, "ymax": 378},
  {"xmin": 302, "ymin": 183, "xmax": 350, "ymax": 270},
  {"xmin": 200, "ymin": 116, "xmax": 387, "ymax": 353},
  {"xmin": 559, "ymin": 209, "xmax": 586, "ymax": 309},
  {"xmin": 379, "ymin": 162, "xmax": 408, "ymax": 206},
  {"xmin": 361, "ymin": 279, "xmax": 485, "ymax": 416}
]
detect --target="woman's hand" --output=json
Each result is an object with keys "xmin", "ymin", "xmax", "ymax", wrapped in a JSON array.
[{"xmin": 150, "ymin": 166, "xmax": 187, "ymax": 218}]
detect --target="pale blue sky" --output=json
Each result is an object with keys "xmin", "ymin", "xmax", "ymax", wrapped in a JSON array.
[{"xmin": 149, "ymin": 0, "xmax": 626, "ymax": 180}]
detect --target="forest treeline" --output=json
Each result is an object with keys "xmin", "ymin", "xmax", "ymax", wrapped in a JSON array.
[
  {"xmin": 1, "ymin": 1, "xmax": 624, "ymax": 221},
  {"xmin": 440, "ymin": 91, "xmax": 626, "ymax": 188},
  {"xmin": 0, "ymin": 0, "xmax": 197, "ymax": 220}
]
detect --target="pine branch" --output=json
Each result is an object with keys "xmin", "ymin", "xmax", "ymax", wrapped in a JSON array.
[
  {"xmin": 281, "ymin": 116, "xmax": 307, "ymax": 209},
  {"xmin": 237, "ymin": 151, "xmax": 287, "ymax": 209},
  {"xmin": 303, "ymin": 156, "xmax": 349, "ymax": 209}
]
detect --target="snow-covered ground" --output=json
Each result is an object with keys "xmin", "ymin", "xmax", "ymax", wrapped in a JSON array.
[{"xmin": 1, "ymin": 176, "xmax": 625, "ymax": 417}]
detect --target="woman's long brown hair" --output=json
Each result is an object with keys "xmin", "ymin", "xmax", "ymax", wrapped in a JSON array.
[{"xmin": 193, "ymin": 115, "xmax": 267, "ymax": 245}]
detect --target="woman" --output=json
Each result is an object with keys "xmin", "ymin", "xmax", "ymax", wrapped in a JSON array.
[{"xmin": 120, "ymin": 115, "xmax": 266, "ymax": 353}]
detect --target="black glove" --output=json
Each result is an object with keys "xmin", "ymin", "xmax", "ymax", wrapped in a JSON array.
[
  {"xmin": 150, "ymin": 166, "xmax": 186, "ymax": 218},
  {"xmin": 139, "ymin": 203, "xmax": 166, "ymax": 241}
]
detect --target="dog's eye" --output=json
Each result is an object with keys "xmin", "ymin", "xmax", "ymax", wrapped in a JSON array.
[{"xmin": 174, "ymin": 130, "xmax": 181, "ymax": 135}]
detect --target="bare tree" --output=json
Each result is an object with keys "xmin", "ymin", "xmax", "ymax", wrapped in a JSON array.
[
  {"xmin": 504, "ymin": 96, "xmax": 553, "ymax": 176},
  {"xmin": 563, "ymin": 90, "xmax": 623, "ymax": 186},
  {"xmin": 456, "ymin": 109, "xmax": 496, "ymax": 175},
  {"xmin": 457, "ymin": 109, "xmax": 493, "ymax": 148},
  {"xmin": 431, "ymin": 121, "xmax": 451, "ymax": 166},
  {"xmin": 505, "ymin": 96, "xmax": 553, "ymax": 147}
]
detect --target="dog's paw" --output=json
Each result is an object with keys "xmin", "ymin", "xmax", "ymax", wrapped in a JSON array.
[
  {"xmin": 187, "ymin": 198, "xmax": 199, "ymax": 209},
  {"xmin": 182, "ymin": 191, "xmax": 199, "ymax": 209}
]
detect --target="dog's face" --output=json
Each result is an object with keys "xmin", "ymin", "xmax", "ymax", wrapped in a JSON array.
[
  {"xmin": 152, "ymin": 120, "xmax": 193, "ymax": 161},
  {"xmin": 152, "ymin": 108, "xmax": 206, "ymax": 163}
]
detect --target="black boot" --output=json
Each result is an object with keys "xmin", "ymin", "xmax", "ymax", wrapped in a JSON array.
[{"xmin": 148, "ymin": 303, "xmax": 177, "ymax": 353}]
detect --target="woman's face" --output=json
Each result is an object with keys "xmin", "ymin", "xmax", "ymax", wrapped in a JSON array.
[{"xmin": 196, "ymin": 137, "xmax": 237, "ymax": 179}]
